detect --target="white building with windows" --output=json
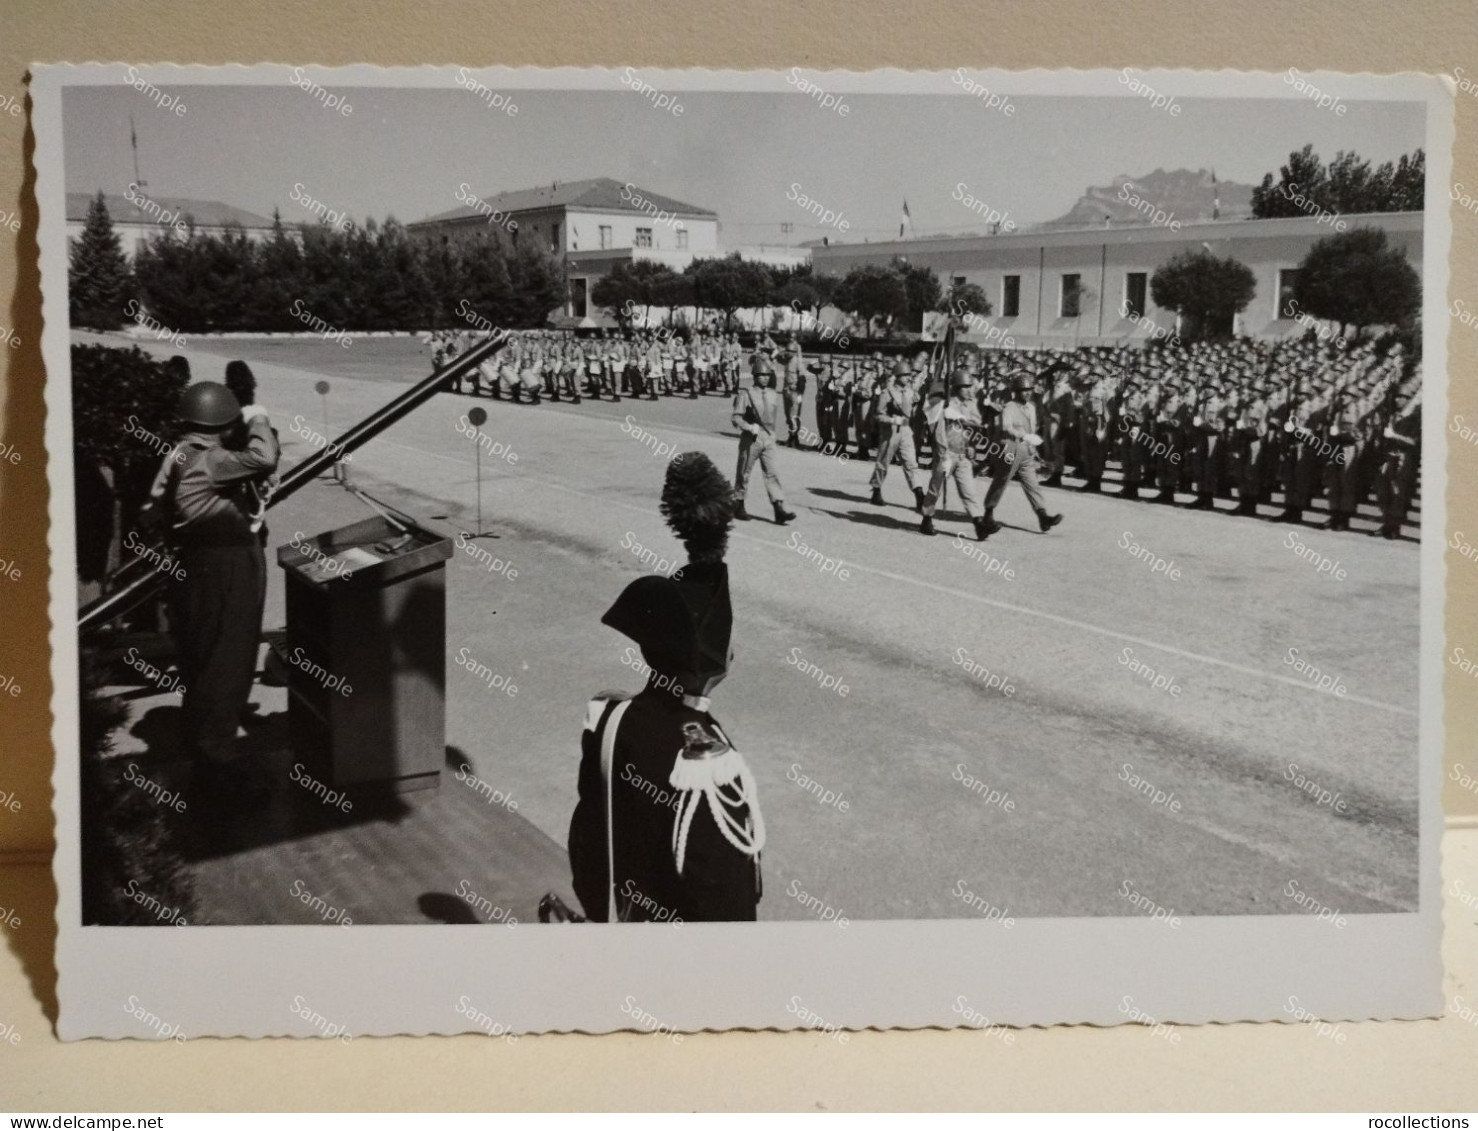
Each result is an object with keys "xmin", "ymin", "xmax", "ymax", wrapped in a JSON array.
[
  {"xmin": 408, "ymin": 177, "xmax": 809, "ymax": 323},
  {"xmin": 811, "ymin": 211, "xmax": 1422, "ymax": 348}
]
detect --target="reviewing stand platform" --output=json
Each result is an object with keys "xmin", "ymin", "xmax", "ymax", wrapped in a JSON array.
[{"xmin": 275, "ymin": 514, "xmax": 453, "ymax": 795}]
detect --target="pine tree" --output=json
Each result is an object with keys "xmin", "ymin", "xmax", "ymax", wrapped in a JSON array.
[{"xmin": 68, "ymin": 192, "xmax": 135, "ymax": 330}]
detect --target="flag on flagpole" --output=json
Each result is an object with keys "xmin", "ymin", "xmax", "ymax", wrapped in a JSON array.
[
  {"xmin": 572, "ymin": 224, "xmax": 580, "ymax": 251},
  {"xmin": 1211, "ymin": 168, "xmax": 1220, "ymax": 220},
  {"xmin": 899, "ymin": 199, "xmax": 912, "ymax": 239}
]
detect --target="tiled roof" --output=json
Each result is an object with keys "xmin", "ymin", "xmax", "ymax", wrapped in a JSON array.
[
  {"xmin": 67, "ymin": 191, "xmax": 276, "ymax": 229},
  {"xmin": 411, "ymin": 177, "xmax": 716, "ymax": 226}
]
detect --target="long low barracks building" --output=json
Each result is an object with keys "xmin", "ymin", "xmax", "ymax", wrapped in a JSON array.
[{"xmin": 810, "ymin": 210, "xmax": 1423, "ymax": 349}]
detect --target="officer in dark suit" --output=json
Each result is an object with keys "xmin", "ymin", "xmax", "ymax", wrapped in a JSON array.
[{"xmin": 568, "ymin": 452, "xmax": 765, "ymax": 923}]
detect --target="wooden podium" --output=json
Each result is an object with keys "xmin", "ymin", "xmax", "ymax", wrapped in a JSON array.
[{"xmin": 276, "ymin": 515, "xmax": 453, "ymax": 794}]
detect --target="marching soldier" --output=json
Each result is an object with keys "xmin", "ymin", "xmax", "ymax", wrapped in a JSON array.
[
  {"xmin": 982, "ymin": 372, "xmax": 1064, "ymax": 536},
  {"xmin": 919, "ymin": 369, "xmax": 991, "ymax": 540},
  {"xmin": 731, "ymin": 356, "xmax": 796, "ymax": 525},
  {"xmin": 870, "ymin": 360, "xmax": 925, "ymax": 509},
  {"xmin": 780, "ymin": 336, "xmax": 806, "ymax": 446}
]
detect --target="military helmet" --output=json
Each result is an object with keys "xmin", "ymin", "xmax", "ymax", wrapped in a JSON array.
[
  {"xmin": 949, "ymin": 368, "xmax": 973, "ymax": 390},
  {"xmin": 1011, "ymin": 372, "xmax": 1035, "ymax": 392},
  {"xmin": 177, "ymin": 381, "xmax": 241, "ymax": 428},
  {"xmin": 893, "ymin": 360, "xmax": 910, "ymax": 376}
]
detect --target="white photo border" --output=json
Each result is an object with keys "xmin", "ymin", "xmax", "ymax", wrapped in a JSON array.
[{"xmin": 37, "ymin": 63, "xmax": 1451, "ymax": 1039}]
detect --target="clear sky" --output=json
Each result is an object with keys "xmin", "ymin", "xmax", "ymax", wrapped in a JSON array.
[{"xmin": 62, "ymin": 80, "xmax": 1426, "ymax": 243}]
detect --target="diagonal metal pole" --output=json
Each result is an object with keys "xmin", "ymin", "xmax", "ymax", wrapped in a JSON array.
[{"xmin": 78, "ymin": 333, "xmax": 510, "ymax": 633}]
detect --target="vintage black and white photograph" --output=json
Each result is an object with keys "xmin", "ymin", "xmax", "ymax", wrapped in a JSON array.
[{"xmin": 38, "ymin": 64, "xmax": 1449, "ymax": 1038}]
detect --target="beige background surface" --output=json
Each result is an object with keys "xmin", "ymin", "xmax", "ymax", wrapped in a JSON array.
[{"xmin": 0, "ymin": 0, "xmax": 1474, "ymax": 1110}]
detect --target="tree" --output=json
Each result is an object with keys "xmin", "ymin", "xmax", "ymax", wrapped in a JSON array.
[
  {"xmin": 1291, "ymin": 226, "xmax": 1420, "ymax": 336},
  {"xmin": 249, "ymin": 209, "xmax": 306, "ymax": 330},
  {"xmin": 653, "ymin": 271, "xmax": 697, "ymax": 325},
  {"xmin": 686, "ymin": 254, "xmax": 772, "ymax": 331},
  {"xmin": 894, "ymin": 259, "xmax": 943, "ymax": 330},
  {"xmin": 773, "ymin": 279, "xmax": 819, "ymax": 330},
  {"xmin": 834, "ymin": 264, "xmax": 908, "ymax": 339},
  {"xmin": 940, "ymin": 280, "xmax": 991, "ymax": 319},
  {"xmin": 1149, "ymin": 250, "xmax": 1256, "ymax": 340},
  {"xmin": 1252, "ymin": 144, "xmax": 1425, "ymax": 219},
  {"xmin": 501, "ymin": 242, "xmax": 566, "ymax": 327},
  {"xmin": 68, "ymin": 192, "xmax": 135, "ymax": 330},
  {"xmin": 70, "ymin": 343, "xmax": 191, "ymax": 583},
  {"xmin": 1251, "ymin": 144, "xmax": 1330, "ymax": 219},
  {"xmin": 591, "ymin": 260, "xmax": 679, "ymax": 327}
]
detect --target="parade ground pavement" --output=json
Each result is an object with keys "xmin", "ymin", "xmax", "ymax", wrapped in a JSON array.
[{"xmin": 91, "ymin": 333, "xmax": 1423, "ymax": 926}]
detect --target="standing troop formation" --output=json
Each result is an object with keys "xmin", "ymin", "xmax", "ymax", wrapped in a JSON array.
[
  {"xmin": 425, "ymin": 324, "xmax": 1422, "ymax": 542},
  {"xmin": 426, "ymin": 327, "xmax": 749, "ymax": 403}
]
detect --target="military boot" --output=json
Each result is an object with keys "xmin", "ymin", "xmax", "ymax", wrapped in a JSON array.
[
  {"xmin": 870, "ymin": 488, "xmax": 885, "ymax": 506},
  {"xmin": 773, "ymin": 502, "xmax": 797, "ymax": 525},
  {"xmin": 1037, "ymin": 510, "xmax": 1063, "ymax": 533},
  {"xmin": 734, "ymin": 500, "xmax": 751, "ymax": 522},
  {"xmin": 920, "ymin": 515, "xmax": 937, "ymax": 536}
]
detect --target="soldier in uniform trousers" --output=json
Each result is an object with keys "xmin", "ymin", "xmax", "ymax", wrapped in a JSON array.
[
  {"xmin": 983, "ymin": 373, "xmax": 1065, "ymax": 536},
  {"xmin": 1321, "ymin": 398, "xmax": 1364, "ymax": 531},
  {"xmin": 1077, "ymin": 371, "xmax": 1113, "ymax": 494},
  {"xmin": 567, "ymin": 452, "xmax": 765, "ymax": 923},
  {"xmin": 919, "ymin": 370, "xmax": 991, "ymax": 540},
  {"xmin": 1116, "ymin": 379, "xmax": 1150, "ymax": 500},
  {"xmin": 731, "ymin": 357, "xmax": 796, "ymax": 525},
  {"xmin": 486, "ymin": 341, "xmax": 516, "ymax": 400},
  {"xmin": 830, "ymin": 355, "xmax": 854, "ymax": 455},
  {"xmin": 1151, "ymin": 381, "xmax": 1185, "ymax": 505},
  {"xmin": 814, "ymin": 356, "xmax": 837, "ymax": 452},
  {"xmin": 779, "ymin": 337, "xmax": 806, "ymax": 445},
  {"xmin": 144, "ymin": 382, "xmax": 280, "ymax": 799},
  {"xmin": 1377, "ymin": 387, "xmax": 1420, "ymax": 539},
  {"xmin": 1188, "ymin": 381, "xmax": 1230, "ymax": 511},
  {"xmin": 518, "ymin": 343, "xmax": 544, "ymax": 405},
  {"xmin": 870, "ymin": 361, "xmax": 925, "ymax": 510},
  {"xmin": 857, "ymin": 353, "xmax": 874, "ymax": 458}
]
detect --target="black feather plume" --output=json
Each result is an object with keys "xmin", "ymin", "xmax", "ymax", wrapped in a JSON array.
[{"xmin": 660, "ymin": 451, "xmax": 734, "ymax": 564}]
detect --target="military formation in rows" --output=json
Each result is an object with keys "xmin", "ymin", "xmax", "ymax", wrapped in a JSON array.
[{"xmin": 423, "ymin": 324, "xmax": 1423, "ymax": 540}]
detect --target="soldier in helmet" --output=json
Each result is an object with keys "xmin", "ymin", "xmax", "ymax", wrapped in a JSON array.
[
  {"xmin": 982, "ymin": 372, "xmax": 1064, "ymax": 536},
  {"xmin": 870, "ymin": 359, "xmax": 925, "ymax": 509},
  {"xmin": 731, "ymin": 355, "xmax": 796, "ymax": 525},
  {"xmin": 919, "ymin": 369, "xmax": 991, "ymax": 540},
  {"xmin": 566, "ymin": 452, "xmax": 765, "ymax": 923},
  {"xmin": 142, "ymin": 380, "xmax": 280, "ymax": 799}
]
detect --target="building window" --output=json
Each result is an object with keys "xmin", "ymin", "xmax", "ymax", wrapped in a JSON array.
[
  {"xmin": 1123, "ymin": 272, "xmax": 1147, "ymax": 319},
  {"xmin": 635, "ymin": 227, "xmax": 653, "ymax": 249},
  {"xmin": 677, "ymin": 228, "xmax": 688, "ymax": 250},
  {"xmin": 1277, "ymin": 269, "xmax": 1301, "ymax": 319},
  {"xmin": 551, "ymin": 222, "xmax": 560, "ymax": 250},
  {"xmin": 953, "ymin": 275, "xmax": 967, "ymax": 289},
  {"xmin": 572, "ymin": 277, "xmax": 588, "ymax": 318},
  {"xmin": 1002, "ymin": 275, "xmax": 1020, "ymax": 318},
  {"xmin": 599, "ymin": 225, "xmax": 612, "ymax": 249},
  {"xmin": 1060, "ymin": 274, "xmax": 1081, "ymax": 319}
]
